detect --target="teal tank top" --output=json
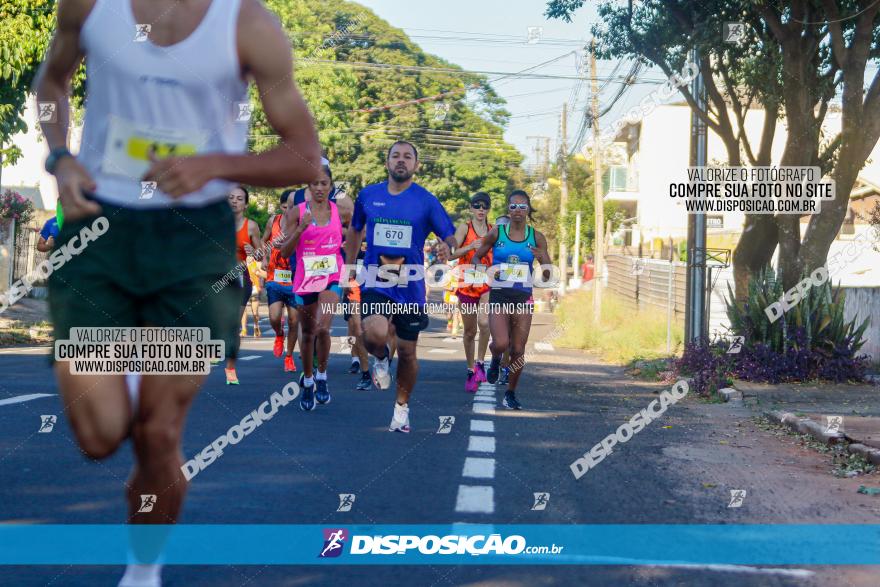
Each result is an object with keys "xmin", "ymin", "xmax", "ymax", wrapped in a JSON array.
[{"xmin": 492, "ymin": 224, "xmax": 536, "ymax": 292}]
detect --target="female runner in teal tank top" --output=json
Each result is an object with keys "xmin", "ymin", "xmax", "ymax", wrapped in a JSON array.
[{"xmin": 473, "ymin": 190, "xmax": 553, "ymax": 410}]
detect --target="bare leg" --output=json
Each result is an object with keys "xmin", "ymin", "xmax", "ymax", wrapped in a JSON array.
[
  {"xmin": 476, "ymin": 291, "xmax": 491, "ymax": 363},
  {"xmin": 299, "ymin": 303, "xmax": 317, "ymax": 379},
  {"xmin": 460, "ymin": 306, "xmax": 478, "ymax": 369},
  {"xmin": 225, "ymin": 304, "xmax": 247, "ymax": 376},
  {"xmin": 54, "ymin": 366, "xmax": 130, "ymax": 459},
  {"xmin": 315, "ymin": 290, "xmax": 339, "ymax": 371},
  {"xmin": 394, "ymin": 337, "xmax": 418, "ymax": 406},
  {"xmin": 127, "ymin": 373, "xmax": 205, "ymax": 525},
  {"xmin": 506, "ymin": 311, "xmax": 534, "ymax": 392},
  {"xmin": 286, "ymin": 306, "xmax": 298, "ymax": 356}
]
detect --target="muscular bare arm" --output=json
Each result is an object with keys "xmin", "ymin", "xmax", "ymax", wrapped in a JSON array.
[
  {"xmin": 473, "ymin": 226, "xmax": 499, "ymax": 260},
  {"xmin": 33, "ymin": 0, "xmax": 100, "ymax": 221}
]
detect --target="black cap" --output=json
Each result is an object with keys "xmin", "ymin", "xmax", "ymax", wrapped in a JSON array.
[{"xmin": 470, "ymin": 192, "xmax": 491, "ymax": 207}]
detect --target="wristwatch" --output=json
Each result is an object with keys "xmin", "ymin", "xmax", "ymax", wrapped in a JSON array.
[{"xmin": 45, "ymin": 146, "xmax": 73, "ymax": 175}]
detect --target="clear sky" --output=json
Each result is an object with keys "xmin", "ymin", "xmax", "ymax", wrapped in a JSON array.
[{"xmin": 354, "ymin": 0, "xmax": 628, "ymax": 169}]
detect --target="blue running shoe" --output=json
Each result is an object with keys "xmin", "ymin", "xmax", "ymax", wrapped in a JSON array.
[
  {"xmin": 299, "ymin": 374, "xmax": 315, "ymax": 411},
  {"xmin": 315, "ymin": 378, "xmax": 331, "ymax": 404}
]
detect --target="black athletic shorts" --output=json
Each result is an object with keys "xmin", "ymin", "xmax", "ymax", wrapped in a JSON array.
[
  {"xmin": 49, "ymin": 197, "xmax": 241, "ymax": 360},
  {"xmin": 238, "ymin": 271, "xmax": 253, "ymax": 307},
  {"xmin": 487, "ymin": 288, "xmax": 534, "ymax": 314},
  {"xmin": 360, "ymin": 290, "xmax": 429, "ymax": 342}
]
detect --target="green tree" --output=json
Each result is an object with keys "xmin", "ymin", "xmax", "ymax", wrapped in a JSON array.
[
  {"xmin": 252, "ymin": 0, "xmax": 522, "ymax": 223},
  {"xmin": 0, "ymin": 0, "xmax": 55, "ymax": 186},
  {"xmin": 533, "ymin": 154, "xmax": 622, "ymax": 262}
]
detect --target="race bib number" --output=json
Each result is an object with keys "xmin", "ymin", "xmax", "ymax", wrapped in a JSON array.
[
  {"xmin": 102, "ymin": 115, "xmax": 206, "ymax": 180},
  {"xmin": 500, "ymin": 263, "xmax": 528, "ymax": 282},
  {"xmin": 463, "ymin": 267, "xmax": 488, "ymax": 286},
  {"xmin": 304, "ymin": 255, "xmax": 338, "ymax": 277},
  {"xmin": 274, "ymin": 269, "xmax": 292, "ymax": 284},
  {"xmin": 373, "ymin": 223, "xmax": 413, "ymax": 248}
]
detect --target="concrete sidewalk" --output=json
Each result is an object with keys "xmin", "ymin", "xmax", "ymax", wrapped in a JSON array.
[{"xmin": 736, "ymin": 379, "xmax": 880, "ymax": 464}]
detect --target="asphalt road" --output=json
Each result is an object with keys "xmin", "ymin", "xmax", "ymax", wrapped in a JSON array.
[{"xmin": 1, "ymin": 305, "xmax": 877, "ymax": 586}]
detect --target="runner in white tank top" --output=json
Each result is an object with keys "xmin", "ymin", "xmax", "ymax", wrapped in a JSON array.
[{"xmin": 35, "ymin": 1, "xmax": 321, "ymax": 585}]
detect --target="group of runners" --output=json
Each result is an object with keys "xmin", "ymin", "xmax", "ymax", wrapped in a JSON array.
[{"xmin": 32, "ymin": 1, "xmax": 552, "ymax": 585}]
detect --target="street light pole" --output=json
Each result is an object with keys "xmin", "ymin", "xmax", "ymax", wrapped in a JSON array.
[
  {"xmin": 685, "ymin": 48, "xmax": 708, "ymax": 344},
  {"xmin": 591, "ymin": 39, "xmax": 604, "ymax": 324}
]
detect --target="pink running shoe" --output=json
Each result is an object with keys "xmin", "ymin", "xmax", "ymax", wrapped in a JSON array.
[
  {"xmin": 474, "ymin": 361, "xmax": 487, "ymax": 383},
  {"xmin": 465, "ymin": 370, "xmax": 478, "ymax": 393}
]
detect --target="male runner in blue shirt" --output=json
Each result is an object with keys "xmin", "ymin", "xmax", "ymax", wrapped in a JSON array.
[{"xmin": 344, "ymin": 141, "xmax": 456, "ymax": 433}]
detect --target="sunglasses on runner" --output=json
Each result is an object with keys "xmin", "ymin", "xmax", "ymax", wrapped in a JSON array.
[
  {"xmin": 471, "ymin": 203, "xmax": 489, "ymax": 210},
  {"xmin": 508, "ymin": 203, "xmax": 529, "ymax": 211}
]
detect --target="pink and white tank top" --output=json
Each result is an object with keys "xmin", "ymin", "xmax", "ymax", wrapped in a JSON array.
[{"xmin": 293, "ymin": 201, "xmax": 344, "ymax": 294}]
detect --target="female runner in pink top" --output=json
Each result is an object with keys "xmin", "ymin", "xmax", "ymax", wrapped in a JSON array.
[{"xmin": 279, "ymin": 164, "xmax": 351, "ymax": 410}]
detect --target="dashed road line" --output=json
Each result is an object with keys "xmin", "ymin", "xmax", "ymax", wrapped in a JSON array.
[
  {"xmin": 0, "ymin": 393, "xmax": 54, "ymax": 406},
  {"xmin": 455, "ymin": 485, "xmax": 494, "ymax": 514},
  {"xmin": 467, "ymin": 436, "xmax": 496, "ymax": 453},
  {"xmin": 463, "ymin": 457, "xmax": 495, "ymax": 479}
]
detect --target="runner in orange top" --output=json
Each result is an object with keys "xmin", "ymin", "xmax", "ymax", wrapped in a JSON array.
[
  {"xmin": 262, "ymin": 190, "xmax": 299, "ymax": 372},
  {"xmin": 226, "ymin": 186, "xmax": 262, "ymax": 385},
  {"xmin": 451, "ymin": 192, "xmax": 493, "ymax": 393}
]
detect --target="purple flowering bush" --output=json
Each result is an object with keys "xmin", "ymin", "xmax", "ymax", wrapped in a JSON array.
[{"xmin": 677, "ymin": 268, "xmax": 871, "ymax": 396}]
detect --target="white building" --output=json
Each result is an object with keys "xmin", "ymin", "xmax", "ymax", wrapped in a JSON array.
[{"xmin": 602, "ymin": 102, "xmax": 880, "ymax": 287}]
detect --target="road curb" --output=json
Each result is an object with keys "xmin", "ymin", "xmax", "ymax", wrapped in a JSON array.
[
  {"xmin": 848, "ymin": 443, "xmax": 880, "ymax": 466},
  {"xmin": 715, "ymin": 386, "xmax": 742, "ymax": 403},
  {"xmin": 764, "ymin": 409, "xmax": 854, "ymax": 446}
]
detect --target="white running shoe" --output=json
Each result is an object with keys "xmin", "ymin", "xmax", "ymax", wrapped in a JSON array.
[
  {"xmin": 371, "ymin": 347, "xmax": 392, "ymax": 390},
  {"xmin": 388, "ymin": 402, "xmax": 410, "ymax": 433},
  {"xmin": 118, "ymin": 563, "xmax": 162, "ymax": 587}
]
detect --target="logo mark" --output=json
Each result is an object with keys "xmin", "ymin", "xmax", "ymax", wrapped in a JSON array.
[
  {"xmin": 433, "ymin": 102, "xmax": 450, "ymax": 122},
  {"xmin": 527, "ymin": 26, "xmax": 543, "ymax": 44},
  {"xmin": 37, "ymin": 102, "xmax": 57, "ymax": 123},
  {"xmin": 38, "ymin": 415, "xmax": 57, "ymax": 433},
  {"xmin": 825, "ymin": 415, "xmax": 844, "ymax": 435},
  {"xmin": 134, "ymin": 24, "xmax": 151, "ymax": 42},
  {"xmin": 723, "ymin": 22, "xmax": 746, "ymax": 43},
  {"xmin": 138, "ymin": 494, "xmax": 157, "ymax": 513},
  {"xmin": 140, "ymin": 181, "xmax": 157, "ymax": 200},
  {"xmin": 631, "ymin": 258, "xmax": 646, "ymax": 276},
  {"xmin": 319, "ymin": 528, "xmax": 348, "ymax": 558},
  {"xmin": 236, "ymin": 102, "xmax": 253, "ymax": 122},
  {"xmin": 437, "ymin": 416, "xmax": 455, "ymax": 434},
  {"xmin": 728, "ymin": 489, "xmax": 746, "ymax": 508},
  {"xmin": 531, "ymin": 492, "xmax": 550, "ymax": 510},
  {"xmin": 727, "ymin": 336, "xmax": 744, "ymax": 354},
  {"xmin": 337, "ymin": 493, "xmax": 355, "ymax": 512}
]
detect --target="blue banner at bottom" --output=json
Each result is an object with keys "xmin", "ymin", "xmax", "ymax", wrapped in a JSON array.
[{"xmin": 1, "ymin": 525, "xmax": 878, "ymax": 565}]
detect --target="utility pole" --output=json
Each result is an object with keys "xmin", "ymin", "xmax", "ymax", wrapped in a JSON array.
[
  {"xmin": 590, "ymin": 39, "xmax": 605, "ymax": 324},
  {"xmin": 526, "ymin": 136, "xmax": 551, "ymax": 186},
  {"xmin": 558, "ymin": 103, "xmax": 569, "ymax": 295},
  {"xmin": 685, "ymin": 47, "xmax": 708, "ymax": 344}
]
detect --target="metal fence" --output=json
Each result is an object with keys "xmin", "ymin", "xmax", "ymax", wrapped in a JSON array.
[
  {"xmin": 11, "ymin": 228, "xmax": 49, "ymax": 288},
  {"xmin": 605, "ymin": 254, "xmax": 735, "ymax": 338}
]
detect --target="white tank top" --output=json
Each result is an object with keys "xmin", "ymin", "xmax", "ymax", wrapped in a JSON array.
[{"xmin": 77, "ymin": 0, "xmax": 248, "ymax": 209}]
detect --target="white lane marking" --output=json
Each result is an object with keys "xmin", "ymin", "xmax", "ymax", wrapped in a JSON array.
[
  {"xmin": 532, "ymin": 556, "xmax": 813, "ymax": 577},
  {"xmin": 429, "ymin": 348, "xmax": 456, "ymax": 354},
  {"xmin": 473, "ymin": 396, "xmax": 495, "ymax": 404},
  {"xmin": 463, "ymin": 457, "xmax": 495, "ymax": 479},
  {"xmin": 470, "ymin": 420, "xmax": 495, "ymax": 433},
  {"xmin": 0, "ymin": 347, "xmax": 51, "ymax": 355},
  {"xmin": 473, "ymin": 403, "xmax": 495, "ymax": 415},
  {"xmin": 0, "ymin": 393, "xmax": 54, "ymax": 406},
  {"xmin": 239, "ymin": 355, "xmax": 260, "ymax": 361},
  {"xmin": 455, "ymin": 485, "xmax": 494, "ymax": 513},
  {"xmin": 534, "ymin": 342, "xmax": 555, "ymax": 352},
  {"xmin": 468, "ymin": 436, "xmax": 496, "ymax": 453}
]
